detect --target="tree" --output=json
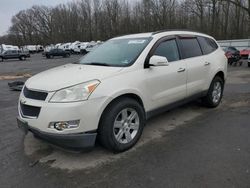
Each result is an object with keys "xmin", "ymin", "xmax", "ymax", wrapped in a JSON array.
[{"xmin": 1, "ymin": 0, "xmax": 249, "ymax": 46}]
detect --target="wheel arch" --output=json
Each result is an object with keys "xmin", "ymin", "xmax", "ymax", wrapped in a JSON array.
[
  {"xmin": 97, "ymin": 92, "xmax": 145, "ymax": 130},
  {"xmin": 214, "ymin": 71, "xmax": 225, "ymax": 83}
]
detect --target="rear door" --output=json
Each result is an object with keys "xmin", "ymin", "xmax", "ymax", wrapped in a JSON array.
[
  {"xmin": 197, "ymin": 36, "xmax": 219, "ymax": 84},
  {"xmin": 12, "ymin": 50, "xmax": 19, "ymax": 58},
  {"xmin": 58, "ymin": 49, "xmax": 64, "ymax": 56},
  {"xmin": 177, "ymin": 36, "xmax": 207, "ymax": 97},
  {"xmin": 145, "ymin": 37, "xmax": 187, "ymax": 110},
  {"xmin": 52, "ymin": 49, "xmax": 58, "ymax": 56}
]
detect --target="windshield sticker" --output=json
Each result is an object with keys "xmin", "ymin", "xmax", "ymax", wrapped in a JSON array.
[
  {"xmin": 128, "ymin": 40, "xmax": 146, "ymax": 44},
  {"xmin": 121, "ymin": 60, "xmax": 129, "ymax": 64}
]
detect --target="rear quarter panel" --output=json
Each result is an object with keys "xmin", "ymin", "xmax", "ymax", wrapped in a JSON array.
[{"xmin": 205, "ymin": 48, "xmax": 227, "ymax": 90}]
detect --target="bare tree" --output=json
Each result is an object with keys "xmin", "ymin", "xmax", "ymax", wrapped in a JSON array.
[{"xmin": 2, "ymin": 0, "xmax": 249, "ymax": 46}]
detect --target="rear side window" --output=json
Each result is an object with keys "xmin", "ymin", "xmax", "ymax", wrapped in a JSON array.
[
  {"xmin": 179, "ymin": 38, "xmax": 202, "ymax": 59},
  {"xmin": 153, "ymin": 39, "xmax": 180, "ymax": 62},
  {"xmin": 198, "ymin": 37, "xmax": 218, "ymax": 54}
]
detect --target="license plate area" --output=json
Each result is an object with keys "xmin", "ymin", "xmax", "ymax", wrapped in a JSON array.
[{"xmin": 17, "ymin": 117, "xmax": 29, "ymax": 134}]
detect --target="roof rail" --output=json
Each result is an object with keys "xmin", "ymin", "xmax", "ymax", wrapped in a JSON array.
[{"xmin": 151, "ymin": 29, "xmax": 205, "ymax": 35}]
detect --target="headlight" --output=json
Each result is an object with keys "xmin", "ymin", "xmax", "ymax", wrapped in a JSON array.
[{"xmin": 50, "ymin": 80, "xmax": 100, "ymax": 103}]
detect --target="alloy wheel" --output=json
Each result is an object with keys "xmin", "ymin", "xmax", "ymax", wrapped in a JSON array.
[
  {"xmin": 113, "ymin": 108, "xmax": 140, "ymax": 144},
  {"xmin": 212, "ymin": 81, "xmax": 222, "ymax": 104}
]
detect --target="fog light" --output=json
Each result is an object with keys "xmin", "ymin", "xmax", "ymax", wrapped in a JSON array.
[{"xmin": 48, "ymin": 120, "xmax": 80, "ymax": 131}]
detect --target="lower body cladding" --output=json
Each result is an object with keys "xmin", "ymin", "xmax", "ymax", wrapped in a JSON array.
[
  {"xmin": 17, "ymin": 96, "xmax": 111, "ymax": 150},
  {"xmin": 17, "ymin": 117, "xmax": 96, "ymax": 150}
]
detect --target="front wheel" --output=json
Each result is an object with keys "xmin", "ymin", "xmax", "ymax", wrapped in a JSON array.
[
  {"xmin": 248, "ymin": 62, "xmax": 250, "ymax": 67},
  {"xmin": 98, "ymin": 98, "xmax": 145, "ymax": 152},
  {"xmin": 202, "ymin": 76, "xmax": 224, "ymax": 108}
]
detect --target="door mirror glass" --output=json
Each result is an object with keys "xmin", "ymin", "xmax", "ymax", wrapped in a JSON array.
[{"xmin": 149, "ymin": 55, "xmax": 169, "ymax": 66}]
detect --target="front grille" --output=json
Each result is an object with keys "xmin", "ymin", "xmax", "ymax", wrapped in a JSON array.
[
  {"xmin": 20, "ymin": 103, "xmax": 41, "ymax": 118},
  {"xmin": 23, "ymin": 86, "xmax": 48, "ymax": 101}
]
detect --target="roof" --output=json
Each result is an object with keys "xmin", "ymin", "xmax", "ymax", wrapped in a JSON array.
[
  {"xmin": 113, "ymin": 32, "xmax": 153, "ymax": 39},
  {"xmin": 113, "ymin": 30, "xmax": 213, "ymax": 40}
]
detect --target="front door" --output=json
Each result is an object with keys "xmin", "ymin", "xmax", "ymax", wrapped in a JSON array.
[{"xmin": 144, "ymin": 38, "xmax": 187, "ymax": 110}]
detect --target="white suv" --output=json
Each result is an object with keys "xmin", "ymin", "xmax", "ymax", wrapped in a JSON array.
[{"xmin": 17, "ymin": 31, "xmax": 227, "ymax": 152}]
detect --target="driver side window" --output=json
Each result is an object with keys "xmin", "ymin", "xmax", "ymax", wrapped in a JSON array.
[{"xmin": 153, "ymin": 39, "xmax": 180, "ymax": 62}]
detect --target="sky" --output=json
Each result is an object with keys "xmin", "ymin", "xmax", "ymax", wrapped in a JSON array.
[{"xmin": 0, "ymin": 0, "xmax": 71, "ymax": 35}]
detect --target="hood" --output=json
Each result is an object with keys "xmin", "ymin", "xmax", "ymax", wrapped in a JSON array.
[{"xmin": 25, "ymin": 63, "xmax": 123, "ymax": 91}]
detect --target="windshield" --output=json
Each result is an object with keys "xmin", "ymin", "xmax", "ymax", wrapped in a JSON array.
[{"xmin": 78, "ymin": 37, "xmax": 151, "ymax": 67}]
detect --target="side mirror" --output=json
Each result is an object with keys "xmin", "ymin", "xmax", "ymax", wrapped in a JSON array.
[{"xmin": 149, "ymin": 55, "xmax": 169, "ymax": 67}]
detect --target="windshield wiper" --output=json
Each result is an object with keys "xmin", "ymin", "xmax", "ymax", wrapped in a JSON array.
[{"xmin": 85, "ymin": 62, "xmax": 111, "ymax": 66}]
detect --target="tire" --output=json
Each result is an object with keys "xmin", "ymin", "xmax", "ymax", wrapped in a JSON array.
[
  {"xmin": 202, "ymin": 76, "xmax": 224, "ymax": 108},
  {"xmin": 19, "ymin": 56, "xmax": 26, "ymax": 61},
  {"xmin": 81, "ymin": 49, "xmax": 87, "ymax": 55},
  {"xmin": 98, "ymin": 97, "xmax": 145, "ymax": 152},
  {"xmin": 63, "ymin": 54, "xmax": 69, "ymax": 58},
  {"xmin": 46, "ymin": 55, "xmax": 50, "ymax": 59},
  {"xmin": 248, "ymin": 62, "xmax": 250, "ymax": 67},
  {"xmin": 0, "ymin": 57, "xmax": 3, "ymax": 62}
]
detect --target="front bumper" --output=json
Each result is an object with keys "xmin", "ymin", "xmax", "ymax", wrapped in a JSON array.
[{"xmin": 17, "ymin": 117, "xmax": 97, "ymax": 150}]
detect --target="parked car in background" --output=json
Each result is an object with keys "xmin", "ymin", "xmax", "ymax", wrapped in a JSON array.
[
  {"xmin": 42, "ymin": 45, "xmax": 55, "ymax": 56},
  {"xmin": 248, "ymin": 54, "xmax": 250, "ymax": 67},
  {"xmin": 86, "ymin": 41, "xmax": 103, "ymax": 53},
  {"xmin": 22, "ymin": 45, "xmax": 37, "ymax": 54},
  {"xmin": 58, "ymin": 43, "xmax": 71, "ymax": 52},
  {"xmin": 0, "ymin": 44, "xmax": 19, "ymax": 53},
  {"xmin": 17, "ymin": 30, "xmax": 227, "ymax": 152},
  {"xmin": 73, "ymin": 42, "xmax": 89, "ymax": 54},
  {"xmin": 0, "ymin": 50, "xmax": 30, "ymax": 61},
  {"xmin": 36, "ymin": 45, "xmax": 44, "ymax": 53},
  {"xmin": 224, "ymin": 46, "xmax": 240, "ymax": 65},
  {"xmin": 69, "ymin": 41, "xmax": 81, "ymax": 53},
  {"xmin": 240, "ymin": 48, "xmax": 250, "ymax": 59},
  {"xmin": 55, "ymin": 43, "xmax": 62, "ymax": 49},
  {"xmin": 45, "ymin": 48, "xmax": 71, "ymax": 58},
  {"xmin": 85, "ymin": 41, "xmax": 99, "ymax": 53}
]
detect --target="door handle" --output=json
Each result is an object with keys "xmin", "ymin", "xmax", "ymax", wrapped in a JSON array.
[
  {"xmin": 177, "ymin": 68, "xmax": 186, "ymax": 73},
  {"xmin": 204, "ymin": 62, "xmax": 211, "ymax": 66}
]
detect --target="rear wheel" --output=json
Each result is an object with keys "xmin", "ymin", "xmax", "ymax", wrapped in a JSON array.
[
  {"xmin": 19, "ymin": 56, "xmax": 26, "ymax": 61},
  {"xmin": 0, "ymin": 57, "xmax": 3, "ymax": 62},
  {"xmin": 98, "ymin": 97, "xmax": 145, "ymax": 152},
  {"xmin": 81, "ymin": 49, "xmax": 87, "ymax": 55},
  {"xmin": 63, "ymin": 54, "xmax": 69, "ymax": 58},
  {"xmin": 248, "ymin": 62, "xmax": 250, "ymax": 67},
  {"xmin": 202, "ymin": 76, "xmax": 224, "ymax": 108}
]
